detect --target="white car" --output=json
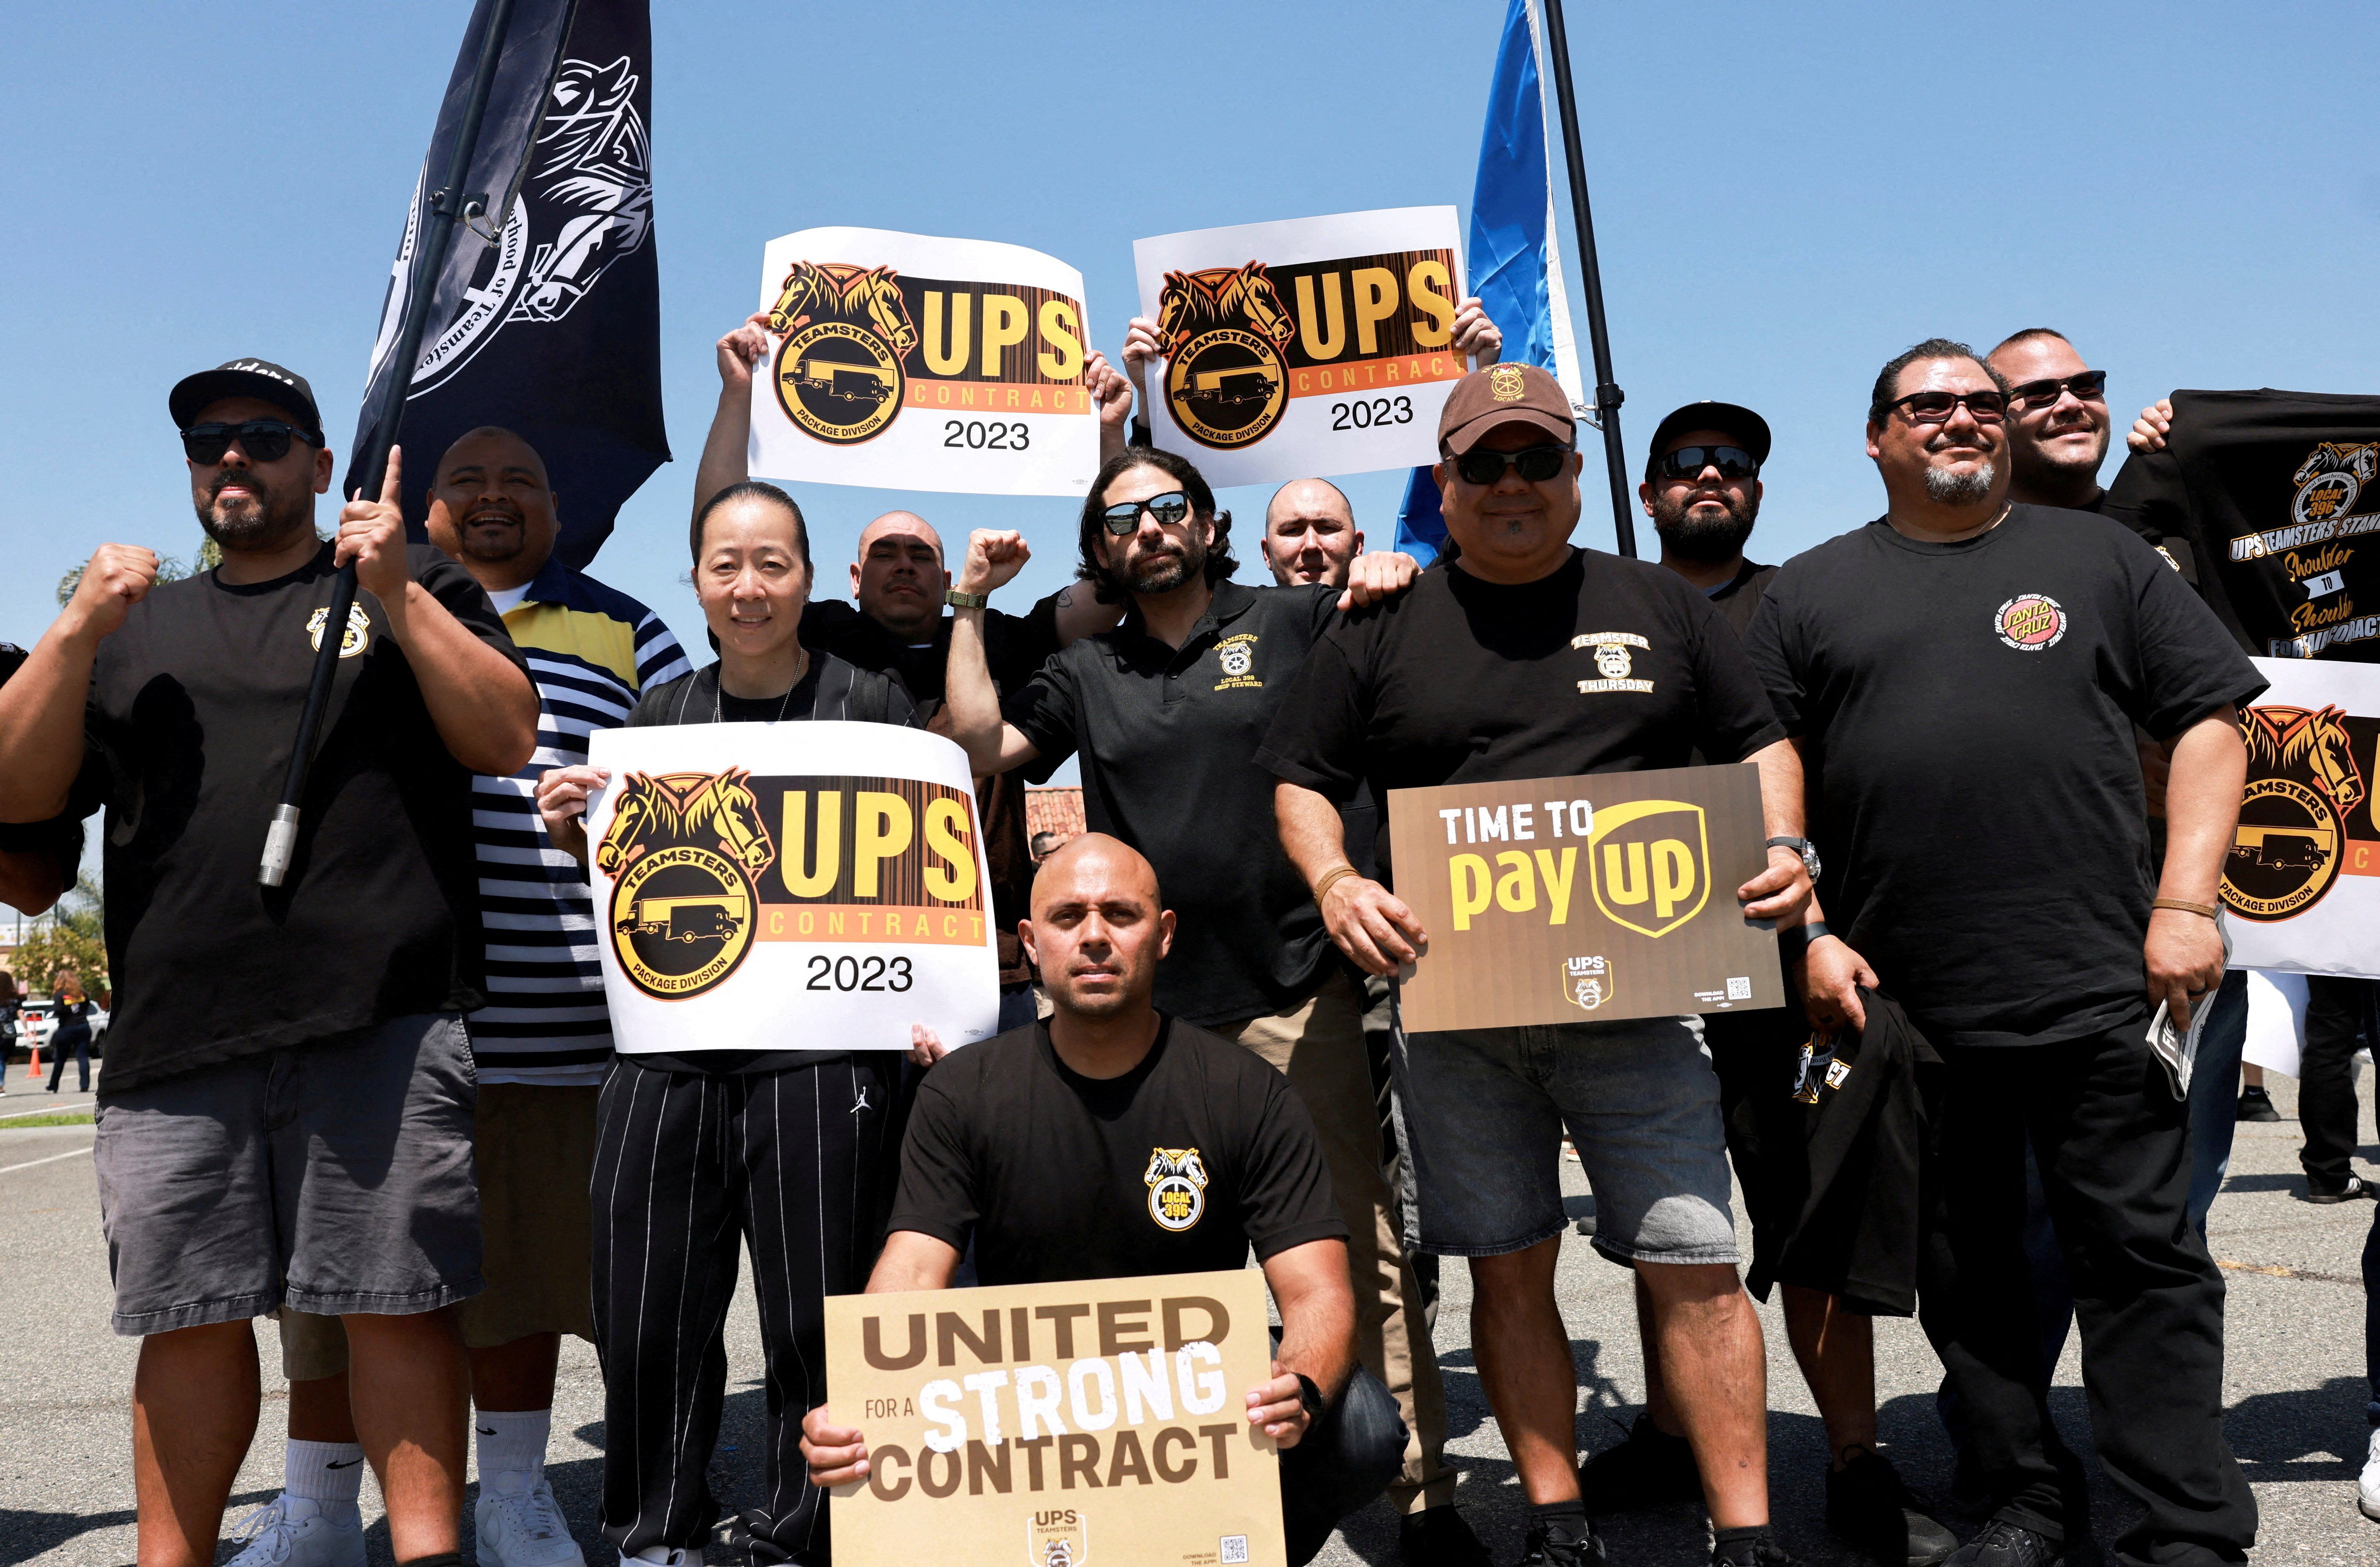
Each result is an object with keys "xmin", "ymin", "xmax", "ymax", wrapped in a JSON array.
[{"xmin": 13, "ymin": 1000, "xmax": 109, "ymax": 1054}]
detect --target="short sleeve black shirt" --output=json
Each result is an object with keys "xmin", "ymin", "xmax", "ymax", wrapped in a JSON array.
[
  {"xmin": 887, "ymin": 1016, "xmax": 1347, "ymax": 1286},
  {"xmin": 77, "ymin": 542, "xmax": 527, "ymax": 1093},
  {"xmin": 1256, "ymin": 549, "xmax": 1784, "ymax": 886},
  {"xmin": 1001, "ymin": 581, "xmax": 1343, "ymax": 1027},
  {"xmin": 1744, "ymin": 507, "xmax": 2267, "ymax": 1048}
]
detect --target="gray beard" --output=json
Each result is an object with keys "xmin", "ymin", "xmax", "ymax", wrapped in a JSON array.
[{"xmin": 1923, "ymin": 461, "xmax": 1996, "ymax": 505}]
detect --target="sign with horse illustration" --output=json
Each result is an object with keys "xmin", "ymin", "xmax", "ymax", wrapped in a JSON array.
[
  {"xmin": 2221, "ymin": 657, "xmax": 2380, "ymax": 978},
  {"xmin": 1132, "ymin": 208, "xmax": 1467, "ymax": 487},
  {"xmin": 585, "ymin": 722, "xmax": 1003, "ymax": 1053},
  {"xmin": 748, "ymin": 227, "xmax": 1099, "ymax": 496}
]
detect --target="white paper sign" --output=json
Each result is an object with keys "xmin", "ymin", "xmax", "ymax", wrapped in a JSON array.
[
  {"xmin": 585, "ymin": 722, "xmax": 1000, "ymax": 1054},
  {"xmin": 2219, "ymin": 657, "xmax": 2380, "ymax": 978},
  {"xmin": 1133, "ymin": 207, "xmax": 1468, "ymax": 488},
  {"xmin": 748, "ymin": 227, "xmax": 1098, "ymax": 496}
]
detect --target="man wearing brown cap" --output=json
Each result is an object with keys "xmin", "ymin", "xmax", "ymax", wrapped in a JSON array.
[{"xmin": 1260, "ymin": 363, "xmax": 1820, "ymax": 1567}]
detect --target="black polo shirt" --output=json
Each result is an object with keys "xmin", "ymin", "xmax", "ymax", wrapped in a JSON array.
[{"xmin": 1003, "ymin": 579, "xmax": 1339, "ymax": 1027}]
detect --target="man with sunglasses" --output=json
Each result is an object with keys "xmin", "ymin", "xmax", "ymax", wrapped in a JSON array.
[
  {"xmin": 1637, "ymin": 403, "xmax": 1777, "ymax": 634},
  {"xmin": 1261, "ymin": 363, "xmax": 1819, "ymax": 1567},
  {"xmin": 939, "ymin": 453, "xmax": 1492, "ymax": 1566},
  {"xmin": 1743, "ymin": 339, "xmax": 2261, "ymax": 1567},
  {"xmin": 0, "ymin": 358, "xmax": 538, "ymax": 1567},
  {"xmin": 1987, "ymin": 331, "xmax": 2114, "ymax": 514}
]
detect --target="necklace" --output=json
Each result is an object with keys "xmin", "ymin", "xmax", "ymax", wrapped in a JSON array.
[{"xmin": 714, "ymin": 648, "xmax": 810, "ymax": 722}]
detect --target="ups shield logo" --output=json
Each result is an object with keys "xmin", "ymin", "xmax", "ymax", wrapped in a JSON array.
[
  {"xmin": 1587, "ymin": 799, "xmax": 1710, "ymax": 938},
  {"xmin": 1027, "ymin": 1509, "xmax": 1088, "ymax": 1567}
]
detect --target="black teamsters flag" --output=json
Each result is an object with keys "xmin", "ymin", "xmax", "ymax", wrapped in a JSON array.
[{"xmin": 348, "ymin": 0, "xmax": 667, "ymax": 568}]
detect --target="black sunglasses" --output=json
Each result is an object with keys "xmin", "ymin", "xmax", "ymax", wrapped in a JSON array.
[
  {"xmin": 1653, "ymin": 444, "xmax": 1759, "ymax": 482},
  {"xmin": 181, "ymin": 419, "xmax": 318, "ymax": 465},
  {"xmin": 1100, "ymin": 490, "xmax": 1192, "ymax": 535},
  {"xmin": 1452, "ymin": 445, "xmax": 1570, "ymax": 486},
  {"xmin": 2005, "ymin": 370, "xmax": 2108, "ymax": 411},
  {"xmin": 1885, "ymin": 389, "xmax": 2008, "ymax": 426}
]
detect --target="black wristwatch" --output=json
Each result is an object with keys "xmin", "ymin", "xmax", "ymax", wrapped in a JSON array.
[
  {"xmin": 1766, "ymin": 835, "xmax": 1821, "ymax": 880},
  {"xmin": 1293, "ymin": 1372, "xmax": 1325, "ymax": 1421},
  {"xmin": 1777, "ymin": 920, "xmax": 1831, "ymax": 959}
]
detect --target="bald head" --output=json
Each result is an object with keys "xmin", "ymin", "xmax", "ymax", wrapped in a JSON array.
[
  {"xmin": 1031, "ymin": 833, "xmax": 1160, "ymax": 917},
  {"xmin": 1023, "ymin": 833, "xmax": 1173, "ymax": 1022},
  {"xmin": 852, "ymin": 510, "xmax": 949, "ymax": 639},
  {"xmin": 428, "ymin": 425, "xmax": 557, "ymax": 588},
  {"xmin": 1261, "ymin": 478, "xmax": 1361, "ymax": 587}
]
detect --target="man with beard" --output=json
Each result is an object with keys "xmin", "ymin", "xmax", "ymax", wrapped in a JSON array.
[
  {"xmin": 938, "ymin": 453, "xmax": 1492, "ymax": 1566},
  {"xmin": 1637, "ymin": 402, "xmax": 1777, "ymax": 634},
  {"xmin": 0, "ymin": 359, "xmax": 537, "ymax": 1567},
  {"xmin": 254, "ymin": 428, "xmax": 689, "ymax": 1567},
  {"xmin": 1745, "ymin": 340, "xmax": 2262, "ymax": 1567}
]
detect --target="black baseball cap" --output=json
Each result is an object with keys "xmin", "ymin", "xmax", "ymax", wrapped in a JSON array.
[
  {"xmin": 169, "ymin": 359, "xmax": 323, "ymax": 441},
  {"xmin": 1644, "ymin": 400, "xmax": 1771, "ymax": 477}
]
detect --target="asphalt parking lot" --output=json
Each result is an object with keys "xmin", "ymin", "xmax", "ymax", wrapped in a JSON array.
[{"xmin": 0, "ymin": 1073, "xmax": 2370, "ymax": 1566}]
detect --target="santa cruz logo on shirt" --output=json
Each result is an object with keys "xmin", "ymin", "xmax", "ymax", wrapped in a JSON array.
[
  {"xmin": 1572, "ymin": 631, "xmax": 1653, "ymax": 694},
  {"xmin": 1144, "ymin": 1146, "xmax": 1208, "ymax": 1231},
  {"xmin": 1213, "ymin": 633, "xmax": 1262, "ymax": 691},
  {"xmin": 1992, "ymin": 594, "xmax": 2067, "ymax": 652}
]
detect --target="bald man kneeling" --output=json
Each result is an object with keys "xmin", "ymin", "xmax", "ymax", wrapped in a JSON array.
[{"xmin": 800, "ymin": 835, "xmax": 1405, "ymax": 1564}]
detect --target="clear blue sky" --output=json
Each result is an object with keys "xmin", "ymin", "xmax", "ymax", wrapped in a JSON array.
[{"xmin": 3, "ymin": 1, "xmax": 2376, "ymax": 910}]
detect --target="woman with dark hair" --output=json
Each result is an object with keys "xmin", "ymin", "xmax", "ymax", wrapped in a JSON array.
[{"xmin": 46, "ymin": 969, "xmax": 94, "ymax": 1094}]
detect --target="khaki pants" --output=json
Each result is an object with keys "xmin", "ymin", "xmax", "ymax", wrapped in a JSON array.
[{"xmin": 1216, "ymin": 970, "xmax": 1455, "ymax": 1514}]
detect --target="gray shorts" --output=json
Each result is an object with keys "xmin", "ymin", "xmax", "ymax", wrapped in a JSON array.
[
  {"xmin": 94, "ymin": 1013, "xmax": 482, "ymax": 1335},
  {"xmin": 1392, "ymin": 1006, "xmax": 1738, "ymax": 1267}
]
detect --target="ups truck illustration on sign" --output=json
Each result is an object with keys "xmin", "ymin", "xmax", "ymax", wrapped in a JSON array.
[{"xmin": 1387, "ymin": 765, "xmax": 1786, "ymax": 1033}]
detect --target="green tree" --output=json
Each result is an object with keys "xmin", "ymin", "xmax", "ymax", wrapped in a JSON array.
[{"xmin": 56, "ymin": 540, "xmax": 221, "ymax": 606}]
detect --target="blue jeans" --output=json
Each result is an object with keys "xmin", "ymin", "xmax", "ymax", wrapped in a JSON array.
[{"xmin": 2185, "ymin": 970, "xmax": 2250, "ymax": 1233}]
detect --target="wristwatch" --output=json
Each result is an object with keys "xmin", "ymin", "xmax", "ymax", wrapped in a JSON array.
[
  {"xmin": 1765, "ymin": 835, "xmax": 1820, "ymax": 880},
  {"xmin": 945, "ymin": 588, "xmax": 989, "ymax": 610}
]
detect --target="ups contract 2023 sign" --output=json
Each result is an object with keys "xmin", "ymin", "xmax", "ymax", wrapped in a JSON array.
[
  {"xmin": 824, "ymin": 1269, "xmax": 1285, "ymax": 1567},
  {"xmin": 1388, "ymin": 765, "xmax": 1786, "ymax": 1033}
]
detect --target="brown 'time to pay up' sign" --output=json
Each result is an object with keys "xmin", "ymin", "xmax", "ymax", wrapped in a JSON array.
[
  {"xmin": 823, "ymin": 1268, "xmax": 1285, "ymax": 1567},
  {"xmin": 1386, "ymin": 765, "xmax": 1786, "ymax": 1033}
]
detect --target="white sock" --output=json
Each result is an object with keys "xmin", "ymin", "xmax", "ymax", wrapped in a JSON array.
[
  {"xmin": 476, "ymin": 1407, "xmax": 552, "ymax": 1481},
  {"xmin": 284, "ymin": 1438, "xmax": 366, "ymax": 1506}
]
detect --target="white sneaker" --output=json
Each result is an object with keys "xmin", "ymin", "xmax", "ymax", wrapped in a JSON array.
[
  {"xmin": 2361, "ymin": 1426, "xmax": 2380, "ymax": 1522},
  {"xmin": 223, "ymin": 1496, "xmax": 366, "ymax": 1567},
  {"xmin": 476, "ymin": 1470, "xmax": 588, "ymax": 1567}
]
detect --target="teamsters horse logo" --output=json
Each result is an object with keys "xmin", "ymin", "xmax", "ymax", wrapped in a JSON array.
[
  {"xmin": 1144, "ymin": 1146, "xmax": 1209, "ymax": 1232},
  {"xmin": 769, "ymin": 260, "xmax": 922, "ymax": 445},
  {"xmin": 599, "ymin": 770, "xmax": 777, "ymax": 999},
  {"xmin": 2290, "ymin": 441, "xmax": 2380, "ymax": 528},
  {"xmin": 2223, "ymin": 704, "xmax": 2367, "ymax": 921},
  {"xmin": 1156, "ymin": 262, "xmax": 1296, "ymax": 450}
]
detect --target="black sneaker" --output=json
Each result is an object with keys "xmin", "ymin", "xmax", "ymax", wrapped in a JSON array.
[
  {"xmin": 1827, "ymin": 1447, "xmax": 1959, "ymax": 1566},
  {"xmin": 1944, "ymin": 1520, "xmax": 2064, "ymax": 1567},
  {"xmin": 2306, "ymin": 1175, "xmax": 2380, "ymax": 1204},
  {"xmin": 2235, "ymin": 1085, "xmax": 2280, "ymax": 1122},
  {"xmin": 1517, "ymin": 1519, "xmax": 1608, "ymax": 1566},
  {"xmin": 1576, "ymin": 1412, "xmax": 1701, "ymax": 1511},
  {"xmin": 1398, "ymin": 1503, "xmax": 1492, "ymax": 1567},
  {"xmin": 1710, "ymin": 1531, "xmax": 1799, "ymax": 1567}
]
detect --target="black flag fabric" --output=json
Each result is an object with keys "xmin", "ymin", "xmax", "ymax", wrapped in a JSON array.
[
  {"xmin": 2104, "ymin": 389, "xmax": 2380, "ymax": 662},
  {"xmin": 348, "ymin": 0, "xmax": 666, "ymax": 569}
]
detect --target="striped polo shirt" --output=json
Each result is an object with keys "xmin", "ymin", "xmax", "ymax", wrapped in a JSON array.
[{"xmin": 471, "ymin": 556, "xmax": 690, "ymax": 1083}]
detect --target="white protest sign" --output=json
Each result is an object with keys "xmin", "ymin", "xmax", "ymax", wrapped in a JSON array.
[
  {"xmin": 748, "ymin": 227, "xmax": 1098, "ymax": 497},
  {"xmin": 1133, "ymin": 207, "xmax": 1467, "ymax": 488},
  {"xmin": 586, "ymin": 722, "xmax": 1000, "ymax": 1054},
  {"xmin": 2220, "ymin": 657, "xmax": 2380, "ymax": 978}
]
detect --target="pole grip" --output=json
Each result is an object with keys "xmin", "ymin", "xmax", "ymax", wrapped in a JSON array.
[{"xmin": 257, "ymin": 804, "xmax": 303, "ymax": 888}]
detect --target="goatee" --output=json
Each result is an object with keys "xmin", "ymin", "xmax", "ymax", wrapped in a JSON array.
[
  {"xmin": 1923, "ymin": 462, "xmax": 1996, "ymax": 505},
  {"xmin": 196, "ymin": 473, "xmax": 310, "ymax": 552}
]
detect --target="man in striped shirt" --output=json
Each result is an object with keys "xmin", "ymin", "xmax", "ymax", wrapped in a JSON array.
[{"xmin": 253, "ymin": 428, "xmax": 688, "ymax": 1567}]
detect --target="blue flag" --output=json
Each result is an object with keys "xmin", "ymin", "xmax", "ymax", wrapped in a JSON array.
[{"xmin": 1396, "ymin": 0, "xmax": 1587, "ymax": 565}]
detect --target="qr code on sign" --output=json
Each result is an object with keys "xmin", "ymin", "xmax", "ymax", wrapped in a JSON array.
[
  {"xmin": 1221, "ymin": 1537, "xmax": 1249, "ymax": 1564},
  {"xmin": 1725, "ymin": 976, "xmax": 1752, "ymax": 1001}
]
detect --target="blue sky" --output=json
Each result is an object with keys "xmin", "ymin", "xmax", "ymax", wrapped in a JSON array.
[{"xmin": 3, "ymin": 0, "xmax": 2376, "ymax": 910}]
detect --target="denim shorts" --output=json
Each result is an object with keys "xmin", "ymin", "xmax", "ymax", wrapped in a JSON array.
[
  {"xmin": 94, "ymin": 1012, "xmax": 482, "ymax": 1335},
  {"xmin": 1391, "ymin": 1006, "xmax": 1738, "ymax": 1266}
]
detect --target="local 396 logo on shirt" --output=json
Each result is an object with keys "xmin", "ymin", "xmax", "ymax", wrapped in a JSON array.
[
  {"xmin": 1993, "ymin": 594, "xmax": 2067, "ymax": 652},
  {"xmin": 1143, "ymin": 1146, "xmax": 1208, "ymax": 1231}
]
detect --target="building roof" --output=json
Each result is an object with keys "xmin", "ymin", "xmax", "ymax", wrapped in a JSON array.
[{"xmin": 1024, "ymin": 787, "xmax": 1085, "ymax": 849}]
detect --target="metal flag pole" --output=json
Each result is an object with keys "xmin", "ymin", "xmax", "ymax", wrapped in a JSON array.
[
  {"xmin": 260, "ymin": 0, "xmax": 521, "ymax": 887},
  {"xmin": 1534, "ymin": 0, "xmax": 1637, "ymax": 558}
]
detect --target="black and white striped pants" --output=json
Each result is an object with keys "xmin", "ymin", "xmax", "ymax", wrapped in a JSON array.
[{"xmin": 591, "ymin": 1054, "xmax": 906, "ymax": 1565}]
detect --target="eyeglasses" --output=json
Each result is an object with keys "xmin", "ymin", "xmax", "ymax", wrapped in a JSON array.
[
  {"xmin": 181, "ymin": 420, "xmax": 317, "ymax": 465},
  {"xmin": 1099, "ymin": 491, "xmax": 1192, "ymax": 535},
  {"xmin": 1451, "ymin": 445, "xmax": 1570, "ymax": 486},
  {"xmin": 2004, "ymin": 370, "xmax": 2107, "ymax": 411},
  {"xmin": 1653, "ymin": 445, "xmax": 1759, "ymax": 482},
  {"xmin": 1884, "ymin": 389, "xmax": 2008, "ymax": 426}
]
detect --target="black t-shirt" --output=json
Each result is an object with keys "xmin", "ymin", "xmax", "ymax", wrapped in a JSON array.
[
  {"xmin": 1257, "ymin": 549, "xmax": 1785, "ymax": 886},
  {"xmin": 887, "ymin": 1016, "xmax": 1347, "ymax": 1286},
  {"xmin": 71, "ymin": 542, "xmax": 526, "ymax": 1094},
  {"xmin": 622, "ymin": 653, "xmax": 921, "ymax": 1075},
  {"xmin": 1003, "ymin": 580, "xmax": 1344, "ymax": 1027},
  {"xmin": 1745, "ymin": 507, "xmax": 2267, "ymax": 1048},
  {"xmin": 2103, "ymin": 389, "xmax": 2380, "ymax": 660},
  {"xmin": 1706, "ymin": 559, "xmax": 1779, "ymax": 640}
]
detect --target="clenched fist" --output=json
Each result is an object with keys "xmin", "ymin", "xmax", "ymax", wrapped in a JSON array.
[{"xmin": 65, "ymin": 543, "xmax": 161, "ymax": 644}]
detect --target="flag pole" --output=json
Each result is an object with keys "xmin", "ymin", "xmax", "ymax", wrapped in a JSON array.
[
  {"xmin": 260, "ymin": 0, "xmax": 521, "ymax": 887},
  {"xmin": 1534, "ymin": 0, "xmax": 1636, "ymax": 559}
]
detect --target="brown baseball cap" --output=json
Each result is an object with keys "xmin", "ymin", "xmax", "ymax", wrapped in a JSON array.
[{"xmin": 1438, "ymin": 362, "xmax": 1576, "ymax": 456}]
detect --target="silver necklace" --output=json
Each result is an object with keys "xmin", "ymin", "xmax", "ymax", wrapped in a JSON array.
[{"xmin": 714, "ymin": 649, "xmax": 809, "ymax": 722}]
